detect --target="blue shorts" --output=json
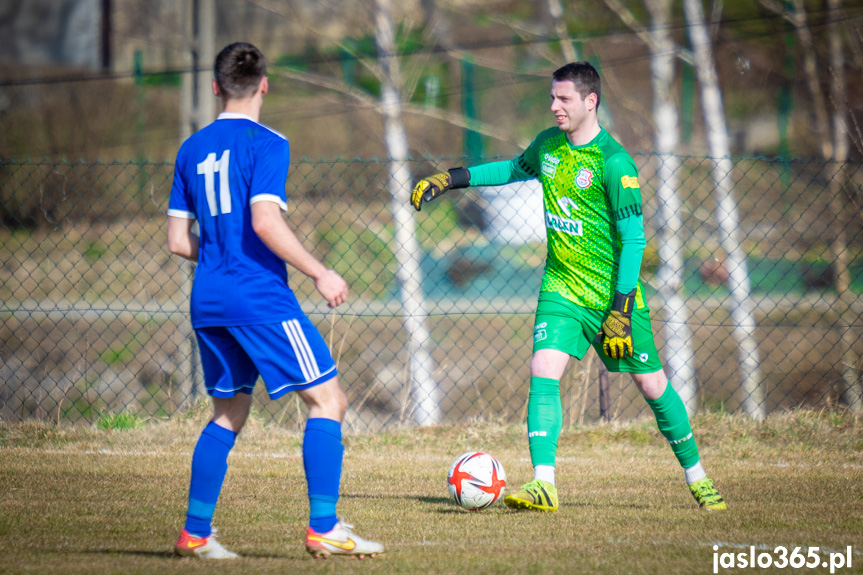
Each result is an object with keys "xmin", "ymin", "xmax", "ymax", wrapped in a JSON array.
[{"xmin": 195, "ymin": 317, "xmax": 337, "ymax": 400}]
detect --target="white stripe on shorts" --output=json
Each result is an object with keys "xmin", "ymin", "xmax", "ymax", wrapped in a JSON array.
[{"xmin": 282, "ymin": 320, "xmax": 320, "ymax": 381}]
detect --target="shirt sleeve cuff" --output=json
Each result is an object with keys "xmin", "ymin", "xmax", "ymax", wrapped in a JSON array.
[
  {"xmin": 167, "ymin": 209, "xmax": 196, "ymax": 219},
  {"xmin": 250, "ymin": 194, "xmax": 288, "ymax": 212}
]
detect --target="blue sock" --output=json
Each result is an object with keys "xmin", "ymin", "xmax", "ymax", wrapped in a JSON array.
[
  {"xmin": 184, "ymin": 421, "xmax": 237, "ymax": 537},
  {"xmin": 303, "ymin": 418, "xmax": 343, "ymax": 533}
]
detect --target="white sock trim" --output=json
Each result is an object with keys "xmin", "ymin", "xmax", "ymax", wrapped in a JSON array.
[
  {"xmin": 534, "ymin": 465, "xmax": 555, "ymax": 485},
  {"xmin": 684, "ymin": 461, "xmax": 706, "ymax": 485}
]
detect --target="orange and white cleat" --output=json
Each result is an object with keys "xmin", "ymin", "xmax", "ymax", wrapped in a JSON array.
[
  {"xmin": 305, "ymin": 520, "xmax": 384, "ymax": 559},
  {"xmin": 174, "ymin": 528, "xmax": 239, "ymax": 560}
]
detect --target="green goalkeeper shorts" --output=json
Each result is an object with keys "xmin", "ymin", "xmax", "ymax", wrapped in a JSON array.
[{"xmin": 532, "ymin": 292, "xmax": 663, "ymax": 373}]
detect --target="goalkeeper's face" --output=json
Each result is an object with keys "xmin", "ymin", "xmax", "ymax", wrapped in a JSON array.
[{"xmin": 550, "ymin": 79, "xmax": 596, "ymax": 135}]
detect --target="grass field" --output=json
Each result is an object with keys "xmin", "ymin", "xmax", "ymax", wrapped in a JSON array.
[{"xmin": 1, "ymin": 410, "xmax": 862, "ymax": 575}]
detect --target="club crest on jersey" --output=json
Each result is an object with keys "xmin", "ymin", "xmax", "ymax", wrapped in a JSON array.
[
  {"xmin": 541, "ymin": 153, "xmax": 560, "ymax": 178},
  {"xmin": 575, "ymin": 168, "xmax": 593, "ymax": 189}
]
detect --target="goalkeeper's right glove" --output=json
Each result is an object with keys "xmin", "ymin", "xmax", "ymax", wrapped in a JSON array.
[
  {"xmin": 596, "ymin": 289, "xmax": 636, "ymax": 360},
  {"xmin": 411, "ymin": 167, "xmax": 470, "ymax": 211}
]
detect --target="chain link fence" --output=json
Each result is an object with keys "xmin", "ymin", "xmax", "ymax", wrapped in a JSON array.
[{"xmin": 2, "ymin": 155, "xmax": 863, "ymax": 430}]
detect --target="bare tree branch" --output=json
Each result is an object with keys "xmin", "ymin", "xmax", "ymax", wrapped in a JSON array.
[
  {"xmin": 272, "ymin": 67, "xmax": 525, "ymax": 147},
  {"xmin": 484, "ymin": 14, "xmax": 564, "ymax": 68},
  {"xmin": 547, "ymin": 0, "xmax": 577, "ymax": 62},
  {"xmin": 273, "ymin": 66, "xmax": 379, "ymax": 106},
  {"xmin": 710, "ymin": 0, "xmax": 724, "ymax": 42},
  {"xmin": 603, "ymin": 0, "xmax": 654, "ymax": 46},
  {"xmin": 401, "ymin": 102, "xmax": 530, "ymax": 149},
  {"xmin": 759, "ymin": 0, "xmax": 797, "ymax": 26},
  {"xmin": 601, "ymin": 0, "xmax": 695, "ymax": 65},
  {"xmin": 247, "ymin": 0, "xmax": 386, "ymax": 82}
]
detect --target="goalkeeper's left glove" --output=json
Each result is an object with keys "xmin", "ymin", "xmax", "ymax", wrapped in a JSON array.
[
  {"xmin": 411, "ymin": 167, "xmax": 470, "ymax": 211},
  {"xmin": 596, "ymin": 289, "xmax": 636, "ymax": 360}
]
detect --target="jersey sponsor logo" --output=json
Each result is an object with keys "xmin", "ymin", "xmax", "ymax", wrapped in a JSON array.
[
  {"xmin": 528, "ymin": 430, "xmax": 547, "ymax": 438},
  {"xmin": 621, "ymin": 175, "xmax": 640, "ymax": 189},
  {"xmin": 536, "ymin": 322, "xmax": 548, "ymax": 329},
  {"xmin": 575, "ymin": 168, "xmax": 593, "ymax": 189},
  {"xmin": 639, "ymin": 353, "xmax": 649, "ymax": 363},
  {"xmin": 556, "ymin": 196, "xmax": 579, "ymax": 217},
  {"xmin": 534, "ymin": 329, "xmax": 547, "ymax": 343},
  {"xmin": 541, "ymin": 153, "xmax": 560, "ymax": 178},
  {"xmin": 545, "ymin": 212, "xmax": 583, "ymax": 236}
]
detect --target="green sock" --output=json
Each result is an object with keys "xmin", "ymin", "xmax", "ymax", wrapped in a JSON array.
[
  {"xmin": 527, "ymin": 376, "xmax": 562, "ymax": 468},
  {"xmin": 645, "ymin": 382, "xmax": 700, "ymax": 469}
]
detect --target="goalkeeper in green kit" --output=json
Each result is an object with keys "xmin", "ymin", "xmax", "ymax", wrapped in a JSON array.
[{"xmin": 412, "ymin": 62, "xmax": 725, "ymax": 512}]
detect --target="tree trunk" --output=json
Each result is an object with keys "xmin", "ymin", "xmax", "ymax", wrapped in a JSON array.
[
  {"xmin": 683, "ymin": 0, "xmax": 765, "ymax": 420},
  {"xmin": 177, "ymin": 0, "xmax": 213, "ymax": 405},
  {"xmin": 645, "ymin": 0, "xmax": 698, "ymax": 414},
  {"xmin": 790, "ymin": 0, "xmax": 833, "ymax": 160},
  {"xmin": 828, "ymin": 0, "xmax": 862, "ymax": 412},
  {"xmin": 375, "ymin": 0, "xmax": 441, "ymax": 425}
]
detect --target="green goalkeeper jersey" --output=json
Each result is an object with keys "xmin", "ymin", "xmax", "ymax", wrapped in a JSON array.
[{"xmin": 469, "ymin": 127, "xmax": 646, "ymax": 310}]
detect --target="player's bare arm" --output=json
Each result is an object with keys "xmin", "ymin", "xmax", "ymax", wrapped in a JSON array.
[
  {"xmin": 166, "ymin": 215, "xmax": 199, "ymax": 262},
  {"xmin": 250, "ymin": 200, "xmax": 348, "ymax": 308}
]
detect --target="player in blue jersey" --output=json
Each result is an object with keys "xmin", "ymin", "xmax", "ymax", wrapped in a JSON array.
[{"xmin": 167, "ymin": 42, "xmax": 384, "ymax": 560}]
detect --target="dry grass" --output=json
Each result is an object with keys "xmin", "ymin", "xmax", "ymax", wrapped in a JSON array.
[{"xmin": 1, "ymin": 409, "xmax": 861, "ymax": 574}]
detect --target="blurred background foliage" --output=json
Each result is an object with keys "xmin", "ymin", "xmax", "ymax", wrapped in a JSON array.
[{"xmin": 1, "ymin": 0, "xmax": 859, "ymax": 162}]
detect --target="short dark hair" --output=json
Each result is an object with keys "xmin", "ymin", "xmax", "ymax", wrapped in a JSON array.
[
  {"xmin": 552, "ymin": 62, "xmax": 601, "ymax": 106},
  {"xmin": 214, "ymin": 42, "xmax": 267, "ymax": 100}
]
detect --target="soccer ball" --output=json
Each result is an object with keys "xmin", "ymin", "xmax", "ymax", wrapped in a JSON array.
[{"xmin": 447, "ymin": 451, "xmax": 506, "ymax": 510}]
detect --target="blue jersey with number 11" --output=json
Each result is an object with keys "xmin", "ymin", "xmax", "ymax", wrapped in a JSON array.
[{"xmin": 168, "ymin": 113, "xmax": 302, "ymax": 328}]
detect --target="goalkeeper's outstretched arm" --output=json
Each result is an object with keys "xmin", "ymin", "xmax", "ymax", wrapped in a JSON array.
[{"xmin": 410, "ymin": 157, "xmax": 536, "ymax": 211}]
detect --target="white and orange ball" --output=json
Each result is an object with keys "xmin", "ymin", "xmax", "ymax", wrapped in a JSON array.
[{"xmin": 447, "ymin": 451, "xmax": 507, "ymax": 511}]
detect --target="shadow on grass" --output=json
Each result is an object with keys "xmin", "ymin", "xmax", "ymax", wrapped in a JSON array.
[
  {"xmin": 346, "ymin": 492, "xmax": 653, "ymax": 510},
  {"xmin": 344, "ymin": 493, "xmax": 461, "ymax": 512},
  {"xmin": 79, "ymin": 549, "xmax": 177, "ymax": 559},
  {"xmin": 83, "ymin": 548, "xmax": 290, "ymax": 560},
  {"xmin": 421, "ymin": 498, "xmax": 652, "ymax": 513},
  {"xmin": 342, "ymin": 493, "xmax": 451, "ymax": 504},
  {"xmin": 416, "ymin": 496, "xmax": 451, "ymax": 505},
  {"xmin": 403, "ymin": 494, "xmax": 653, "ymax": 513}
]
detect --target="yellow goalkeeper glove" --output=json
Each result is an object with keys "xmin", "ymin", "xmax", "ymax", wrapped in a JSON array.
[
  {"xmin": 597, "ymin": 289, "xmax": 636, "ymax": 360},
  {"xmin": 411, "ymin": 167, "xmax": 470, "ymax": 211}
]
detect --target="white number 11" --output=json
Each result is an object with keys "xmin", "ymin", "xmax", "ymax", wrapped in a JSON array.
[{"xmin": 197, "ymin": 150, "xmax": 231, "ymax": 216}]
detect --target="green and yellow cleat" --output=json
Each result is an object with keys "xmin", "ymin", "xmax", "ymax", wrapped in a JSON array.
[
  {"xmin": 689, "ymin": 477, "xmax": 727, "ymax": 511},
  {"xmin": 504, "ymin": 479, "xmax": 558, "ymax": 512}
]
